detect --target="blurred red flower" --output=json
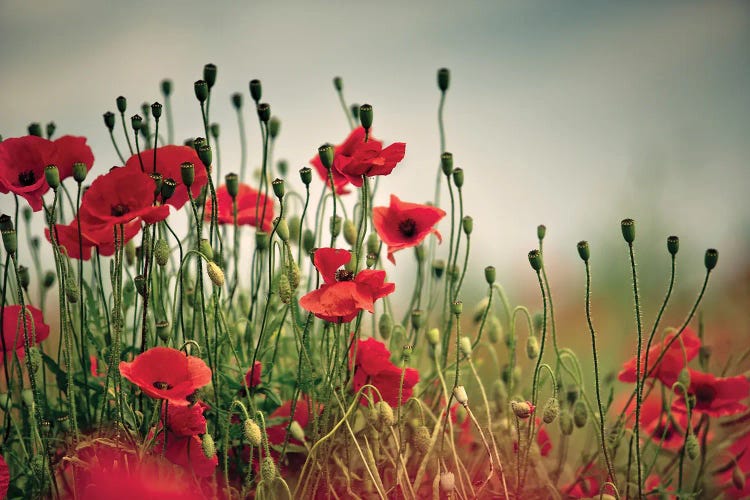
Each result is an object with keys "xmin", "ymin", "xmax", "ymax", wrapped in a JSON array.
[
  {"xmin": 674, "ymin": 369, "xmax": 750, "ymax": 417},
  {"xmin": 124, "ymin": 145, "xmax": 206, "ymax": 209},
  {"xmin": 164, "ymin": 401, "xmax": 209, "ymax": 436},
  {"xmin": 245, "ymin": 361, "xmax": 262, "ymax": 389},
  {"xmin": 299, "ymin": 248, "xmax": 394, "ymax": 323},
  {"xmin": 310, "ymin": 127, "xmax": 405, "ymax": 194},
  {"xmin": 0, "ymin": 453, "xmax": 8, "ymax": 500},
  {"xmin": 372, "ymin": 194, "xmax": 446, "ymax": 263},
  {"xmin": 265, "ymin": 396, "xmax": 318, "ymax": 447},
  {"xmin": 0, "ymin": 135, "xmax": 93, "ymax": 211},
  {"xmin": 44, "ymin": 218, "xmax": 141, "ymax": 260},
  {"xmin": 617, "ymin": 382, "xmax": 689, "ymax": 450},
  {"xmin": 205, "ymin": 183, "xmax": 274, "ymax": 231},
  {"xmin": 350, "ymin": 337, "xmax": 419, "ymax": 407},
  {"xmin": 78, "ymin": 166, "xmax": 169, "ymax": 232},
  {"xmin": 119, "ymin": 347, "xmax": 212, "ymax": 406},
  {"xmin": 618, "ymin": 328, "xmax": 701, "ymax": 387},
  {"xmin": 1, "ymin": 304, "xmax": 49, "ymax": 360}
]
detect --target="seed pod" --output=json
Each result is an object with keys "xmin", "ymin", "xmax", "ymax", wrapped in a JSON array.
[
  {"xmin": 201, "ymin": 433, "xmax": 216, "ymax": 458},
  {"xmin": 278, "ymin": 273, "xmax": 292, "ymax": 304},
  {"xmin": 156, "ymin": 320, "xmax": 170, "ymax": 342},
  {"xmin": 542, "ymin": 397, "xmax": 560, "ymax": 424},
  {"xmin": 453, "ymin": 386, "xmax": 468, "ymax": 406},
  {"xmin": 437, "ymin": 68, "xmax": 450, "ymax": 92},
  {"xmin": 526, "ymin": 335, "xmax": 539, "ymax": 359},
  {"xmin": 459, "ymin": 336, "xmax": 472, "ymax": 358},
  {"xmin": 359, "ymin": 104, "xmax": 373, "ymax": 131},
  {"xmin": 685, "ymin": 433, "xmax": 699, "ymax": 460},
  {"xmin": 528, "ymin": 249, "xmax": 542, "ymax": 271},
  {"xmin": 667, "ymin": 235, "xmax": 679, "ymax": 256},
  {"xmin": 206, "ymin": 262, "xmax": 225, "ymax": 287},
  {"xmin": 154, "ymin": 239, "xmax": 169, "ymax": 266},
  {"xmin": 378, "ymin": 313, "xmax": 393, "ymax": 340},
  {"xmin": 318, "ymin": 144, "xmax": 334, "ymax": 169},
  {"xmin": 244, "ymin": 419, "xmax": 262, "ymax": 447},
  {"xmin": 559, "ymin": 410, "xmax": 574, "ymax": 435},
  {"xmin": 704, "ymin": 248, "xmax": 718, "ymax": 271},
  {"xmin": 73, "ymin": 162, "xmax": 88, "ymax": 183},
  {"xmin": 573, "ymin": 400, "xmax": 588, "ymax": 428},
  {"xmin": 412, "ymin": 425, "xmax": 431, "ymax": 455},
  {"xmin": 343, "ymin": 219, "xmax": 357, "ymax": 246},
  {"xmin": 621, "ymin": 218, "xmax": 636, "ymax": 244},
  {"xmin": 376, "ymin": 401, "xmax": 395, "ymax": 428},
  {"xmin": 484, "ymin": 265, "xmax": 496, "ymax": 285}
]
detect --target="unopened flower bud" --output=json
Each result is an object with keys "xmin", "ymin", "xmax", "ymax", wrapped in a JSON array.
[
  {"xmin": 452, "ymin": 167, "xmax": 464, "ymax": 188},
  {"xmin": 17, "ymin": 265, "xmax": 29, "ymax": 291},
  {"xmin": 278, "ymin": 272, "xmax": 292, "ymax": 304},
  {"xmin": 621, "ymin": 218, "xmax": 635, "ymax": 244},
  {"xmin": 366, "ymin": 253, "xmax": 377, "ymax": 268},
  {"xmin": 318, "ymin": 144, "xmax": 335, "ymax": 169},
  {"xmin": 329, "ymin": 216, "xmax": 342, "ymax": 238},
  {"xmin": 244, "ymin": 419, "xmax": 262, "ymax": 446},
  {"xmin": 487, "ymin": 315, "xmax": 503, "ymax": 344},
  {"xmin": 412, "ymin": 425, "xmax": 431, "ymax": 455},
  {"xmin": 359, "ymin": 104, "xmax": 373, "ymax": 131},
  {"xmin": 261, "ymin": 457, "xmax": 277, "ymax": 482},
  {"xmin": 199, "ymin": 239, "xmax": 213, "ymax": 261},
  {"xmin": 667, "ymin": 235, "xmax": 679, "ymax": 256},
  {"xmin": 274, "ymin": 218, "xmax": 289, "ymax": 242},
  {"xmin": 289, "ymin": 420, "xmax": 305, "ymax": 442},
  {"xmin": 65, "ymin": 277, "xmax": 79, "ymax": 303},
  {"xmin": 376, "ymin": 400, "xmax": 395, "ymax": 427},
  {"xmin": 426, "ymin": 328, "xmax": 440, "ymax": 346},
  {"xmin": 268, "ymin": 117, "xmax": 281, "ymax": 139},
  {"xmin": 577, "ymin": 240, "xmax": 590, "ymax": 262},
  {"xmin": 45, "ymin": 165, "xmax": 60, "ymax": 190},
  {"xmin": 43, "ymin": 271, "xmax": 55, "ymax": 288},
  {"xmin": 685, "ymin": 433, "xmax": 699, "ymax": 460},
  {"xmin": 566, "ymin": 386, "xmax": 580, "ymax": 406},
  {"xmin": 154, "ymin": 239, "xmax": 169, "ymax": 267},
  {"xmin": 194, "ymin": 80, "xmax": 208, "ymax": 103},
  {"xmin": 537, "ymin": 224, "xmax": 546, "ymax": 241},
  {"xmin": 201, "ymin": 433, "xmax": 216, "ymax": 459},
  {"xmin": 542, "ymin": 397, "xmax": 560, "ymax": 424},
  {"xmin": 512, "ymin": 400, "xmax": 533, "ymax": 419},
  {"xmin": 378, "ymin": 313, "xmax": 393, "ymax": 340},
  {"xmin": 206, "ymin": 261, "xmax": 224, "ymax": 287},
  {"xmin": 302, "ymin": 229, "xmax": 315, "ymax": 254},
  {"xmin": 160, "ymin": 79, "xmax": 173, "ymax": 97},
  {"xmin": 343, "ymin": 220, "xmax": 357, "ymax": 246},
  {"xmin": 462, "ymin": 215, "xmax": 473, "ymax": 235},
  {"xmin": 432, "ymin": 259, "xmax": 446, "ymax": 279},
  {"xmin": 704, "ymin": 248, "xmax": 718, "ymax": 271},
  {"xmin": 526, "ymin": 335, "xmax": 539, "ymax": 359},
  {"xmin": 453, "ymin": 386, "xmax": 468, "ymax": 406},
  {"xmin": 440, "ymin": 471, "xmax": 455, "ymax": 493},
  {"xmin": 573, "ymin": 400, "xmax": 588, "ymax": 428},
  {"xmin": 181, "ymin": 162, "xmax": 195, "ymax": 188},
  {"xmin": 560, "ymin": 410, "xmax": 574, "ymax": 435},
  {"xmin": 116, "ymin": 96, "xmax": 127, "ymax": 113},
  {"xmin": 257, "ymin": 103, "xmax": 271, "ymax": 123},
  {"xmin": 231, "ymin": 92, "xmax": 242, "ymax": 109},
  {"xmin": 459, "ymin": 336, "xmax": 472, "ymax": 358},
  {"xmin": 249, "ymin": 79, "xmax": 262, "ymax": 103},
  {"xmin": 437, "ymin": 67, "xmax": 450, "ymax": 92}
]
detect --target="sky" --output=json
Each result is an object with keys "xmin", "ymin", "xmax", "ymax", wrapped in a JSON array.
[{"xmin": 1, "ymin": 0, "xmax": 749, "ymax": 308}]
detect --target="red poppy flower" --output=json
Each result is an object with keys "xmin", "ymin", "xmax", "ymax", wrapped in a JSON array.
[
  {"xmin": 616, "ymin": 382, "xmax": 689, "ymax": 450},
  {"xmin": 44, "ymin": 218, "xmax": 141, "ymax": 260},
  {"xmin": 299, "ymin": 248, "xmax": 395, "ymax": 323},
  {"xmin": 536, "ymin": 421, "xmax": 552, "ymax": 457},
  {"xmin": 265, "ymin": 396, "xmax": 319, "ymax": 446},
  {"xmin": 0, "ymin": 135, "xmax": 93, "ymax": 211},
  {"xmin": 152, "ymin": 432, "xmax": 217, "ymax": 478},
  {"xmin": 124, "ymin": 145, "xmax": 206, "ymax": 209},
  {"xmin": 1, "ymin": 304, "xmax": 49, "ymax": 360},
  {"xmin": 310, "ymin": 127, "xmax": 405, "ymax": 194},
  {"xmin": 164, "ymin": 401, "xmax": 209, "ymax": 436},
  {"xmin": 350, "ymin": 337, "xmax": 419, "ymax": 407},
  {"xmin": 78, "ymin": 166, "xmax": 170, "ymax": 232},
  {"xmin": 119, "ymin": 347, "xmax": 212, "ymax": 406},
  {"xmin": 618, "ymin": 328, "xmax": 701, "ymax": 387},
  {"xmin": 205, "ymin": 182, "xmax": 274, "ymax": 231},
  {"xmin": 0, "ymin": 453, "xmax": 8, "ymax": 500},
  {"xmin": 450, "ymin": 403, "xmax": 475, "ymax": 448},
  {"xmin": 372, "ymin": 194, "xmax": 446, "ymax": 264},
  {"xmin": 673, "ymin": 369, "xmax": 750, "ymax": 417},
  {"xmin": 245, "ymin": 361, "xmax": 262, "ymax": 389}
]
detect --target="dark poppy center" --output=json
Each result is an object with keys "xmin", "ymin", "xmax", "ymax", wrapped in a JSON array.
[
  {"xmin": 152, "ymin": 381, "xmax": 172, "ymax": 390},
  {"xmin": 398, "ymin": 218, "xmax": 417, "ymax": 238},
  {"xmin": 652, "ymin": 421, "xmax": 675, "ymax": 441},
  {"xmin": 693, "ymin": 384, "xmax": 716, "ymax": 406},
  {"xmin": 18, "ymin": 170, "xmax": 36, "ymax": 186},
  {"xmin": 335, "ymin": 269, "xmax": 354, "ymax": 282},
  {"xmin": 110, "ymin": 203, "xmax": 130, "ymax": 217}
]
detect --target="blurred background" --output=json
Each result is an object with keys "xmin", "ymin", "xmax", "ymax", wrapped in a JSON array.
[{"xmin": 1, "ymin": 0, "xmax": 749, "ymax": 371}]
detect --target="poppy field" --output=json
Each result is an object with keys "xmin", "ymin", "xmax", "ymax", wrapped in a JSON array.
[{"xmin": 0, "ymin": 65, "xmax": 748, "ymax": 499}]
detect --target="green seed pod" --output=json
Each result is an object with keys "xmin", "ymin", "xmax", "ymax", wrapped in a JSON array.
[
  {"xmin": 329, "ymin": 216, "xmax": 342, "ymax": 238},
  {"xmin": 366, "ymin": 252, "xmax": 377, "ymax": 268},
  {"xmin": 160, "ymin": 79, "xmax": 173, "ymax": 97},
  {"xmin": 537, "ymin": 224, "xmax": 546, "ymax": 241},
  {"xmin": 437, "ymin": 67, "xmax": 450, "ymax": 92},
  {"xmin": 286, "ymin": 259, "xmax": 300, "ymax": 290},
  {"xmin": 130, "ymin": 114, "xmax": 143, "ymax": 131},
  {"xmin": 181, "ymin": 162, "xmax": 195, "ymax": 188},
  {"xmin": 487, "ymin": 314, "xmax": 503, "ymax": 344},
  {"xmin": 343, "ymin": 219, "xmax": 357, "ymax": 246},
  {"xmin": 134, "ymin": 275, "xmax": 147, "ymax": 297},
  {"xmin": 160, "ymin": 178, "xmax": 177, "ymax": 201},
  {"xmin": 154, "ymin": 239, "xmax": 169, "ymax": 266},
  {"xmin": 441, "ymin": 152, "xmax": 453, "ymax": 176},
  {"xmin": 359, "ymin": 104, "xmax": 373, "ymax": 131},
  {"xmin": 156, "ymin": 320, "xmax": 170, "ymax": 342},
  {"xmin": 249, "ymin": 79, "xmax": 262, "ymax": 103},
  {"xmin": 199, "ymin": 239, "xmax": 213, "ymax": 261},
  {"xmin": 268, "ymin": 117, "xmax": 281, "ymax": 139},
  {"xmin": 411, "ymin": 309, "xmax": 424, "ymax": 330},
  {"xmin": 376, "ymin": 401, "xmax": 395, "ymax": 428},
  {"xmin": 18, "ymin": 265, "xmax": 30, "ymax": 291},
  {"xmin": 526, "ymin": 335, "xmax": 539, "ymax": 359},
  {"xmin": 73, "ymin": 162, "xmax": 88, "ymax": 183},
  {"xmin": 559, "ymin": 410, "xmax": 574, "ymax": 435},
  {"xmin": 203, "ymin": 63, "xmax": 217, "ymax": 89},
  {"xmin": 426, "ymin": 328, "xmax": 440, "ymax": 347},
  {"xmin": 378, "ymin": 313, "xmax": 393, "ymax": 340},
  {"xmin": 116, "ymin": 95, "xmax": 127, "ymax": 113},
  {"xmin": 412, "ymin": 425, "xmax": 431, "ymax": 455},
  {"xmin": 528, "ymin": 249, "xmax": 542, "ymax": 272},
  {"xmin": 667, "ymin": 235, "xmax": 679, "ymax": 256},
  {"xmin": 451, "ymin": 301, "xmax": 463, "ymax": 315},
  {"xmin": 462, "ymin": 215, "xmax": 473, "ymax": 235},
  {"xmin": 244, "ymin": 419, "xmax": 262, "ymax": 447},
  {"xmin": 533, "ymin": 312, "xmax": 544, "ymax": 334},
  {"xmin": 484, "ymin": 265, "xmax": 496, "ymax": 285},
  {"xmin": 45, "ymin": 165, "xmax": 60, "ymax": 190},
  {"xmin": 704, "ymin": 248, "xmax": 718, "ymax": 271},
  {"xmin": 65, "ymin": 277, "xmax": 79, "ymax": 303},
  {"xmin": 271, "ymin": 178, "xmax": 285, "ymax": 199},
  {"xmin": 573, "ymin": 400, "xmax": 588, "ymax": 428},
  {"xmin": 194, "ymin": 80, "xmax": 208, "ymax": 103},
  {"xmin": 621, "ymin": 218, "xmax": 636, "ymax": 244},
  {"xmin": 299, "ymin": 166, "xmax": 312, "ymax": 186},
  {"xmin": 318, "ymin": 143, "xmax": 335, "ymax": 169},
  {"xmin": 302, "ymin": 229, "xmax": 315, "ymax": 254},
  {"xmin": 278, "ymin": 272, "xmax": 292, "ymax": 304},
  {"xmin": 151, "ymin": 102, "xmax": 163, "ymax": 120},
  {"xmin": 452, "ymin": 167, "xmax": 464, "ymax": 188},
  {"xmin": 577, "ymin": 240, "xmax": 590, "ymax": 262},
  {"xmin": 206, "ymin": 262, "xmax": 225, "ymax": 287},
  {"xmin": 201, "ymin": 433, "xmax": 216, "ymax": 458},
  {"xmin": 103, "ymin": 111, "xmax": 116, "ymax": 131},
  {"xmin": 542, "ymin": 397, "xmax": 560, "ymax": 424},
  {"xmin": 198, "ymin": 144, "xmax": 212, "ymax": 168},
  {"xmin": 261, "ymin": 457, "xmax": 277, "ymax": 483},
  {"xmin": 257, "ymin": 103, "xmax": 271, "ymax": 123},
  {"xmin": 231, "ymin": 92, "xmax": 242, "ymax": 109},
  {"xmin": 685, "ymin": 433, "xmax": 699, "ymax": 460},
  {"xmin": 275, "ymin": 218, "xmax": 290, "ymax": 242},
  {"xmin": 224, "ymin": 173, "xmax": 239, "ymax": 199},
  {"xmin": 333, "ymin": 76, "xmax": 343, "ymax": 92},
  {"xmin": 401, "ymin": 344, "xmax": 413, "ymax": 362}
]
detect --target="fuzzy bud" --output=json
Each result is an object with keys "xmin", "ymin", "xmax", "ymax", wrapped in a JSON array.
[
  {"xmin": 302, "ymin": 229, "xmax": 315, "ymax": 254},
  {"xmin": 343, "ymin": 219, "xmax": 357, "ymax": 246},
  {"xmin": 426, "ymin": 328, "xmax": 440, "ymax": 347},
  {"xmin": 274, "ymin": 217, "xmax": 289, "ymax": 242},
  {"xmin": 206, "ymin": 262, "xmax": 225, "ymax": 287},
  {"xmin": 487, "ymin": 315, "xmax": 503, "ymax": 344},
  {"xmin": 621, "ymin": 218, "xmax": 636, "ymax": 244},
  {"xmin": 244, "ymin": 419, "xmax": 262, "ymax": 446},
  {"xmin": 261, "ymin": 457, "xmax": 277, "ymax": 482},
  {"xmin": 199, "ymin": 239, "xmax": 213, "ymax": 261},
  {"xmin": 154, "ymin": 239, "xmax": 169, "ymax": 266},
  {"xmin": 512, "ymin": 400, "xmax": 533, "ymax": 419},
  {"xmin": 459, "ymin": 336, "xmax": 473, "ymax": 358},
  {"xmin": 268, "ymin": 117, "xmax": 281, "ymax": 139},
  {"xmin": 677, "ymin": 368, "xmax": 691, "ymax": 388},
  {"xmin": 376, "ymin": 400, "xmax": 395, "ymax": 428},
  {"xmin": 453, "ymin": 386, "xmax": 468, "ymax": 406},
  {"xmin": 573, "ymin": 400, "xmax": 588, "ymax": 428},
  {"xmin": 685, "ymin": 433, "xmax": 700, "ymax": 460},
  {"xmin": 440, "ymin": 471, "xmax": 455, "ymax": 493},
  {"xmin": 286, "ymin": 259, "xmax": 300, "ymax": 290},
  {"xmin": 378, "ymin": 313, "xmax": 393, "ymax": 340},
  {"xmin": 329, "ymin": 216, "xmax": 342, "ymax": 238},
  {"xmin": 65, "ymin": 277, "xmax": 79, "ymax": 303},
  {"xmin": 412, "ymin": 426, "xmax": 431, "ymax": 455},
  {"xmin": 278, "ymin": 272, "xmax": 292, "ymax": 304},
  {"xmin": 201, "ymin": 433, "xmax": 216, "ymax": 458},
  {"xmin": 542, "ymin": 397, "xmax": 560, "ymax": 424},
  {"xmin": 526, "ymin": 335, "xmax": 540, "ymax": 359},
  {"xmin": 289, "ymin": 420, "xmax": 305, "ymax": 442},
  {"xmin": 559, "ymin": 410, "xmax": 574, "ymax": 435}
]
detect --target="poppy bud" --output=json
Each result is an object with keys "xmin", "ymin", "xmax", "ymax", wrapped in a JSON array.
[
  {"xmin": 704, "ymin": 248, "xmax": 718, "ymax": 271},
  {"xmin": 65, "ymin": 277, "xmax": 79, "ymax": 303},
  {"xmin": 366, "ymin": 233, "xmax": 380, "ymax": 256},
  {"xmin": 45, "ymin": 165, "xmax": 60, "ymax": 190},
  {"xmin": 244, "ymin": 419, "xmax": 262, "ymax": 446},
  {"xmin": 333, "ymin": 76, "xmax": 343, "ymax": 92},
  {"xmin": 318, "ymin": 144, "xmax": 335, "ymax": 169},
  {"xmin": 665, "ymin": 235, "xmax": 680, "ymax": 256},
  {"xmin": 181, "ymin": 162, "xmax": 195, "ymax": 188},
  {"xmin": 129, "ymin": 115, "xmax": 142, "ymax": 132},
  {"xmin": 566, "ymin": 385, "xmax": 580, "ymax": 405},
  {"xmin": 302, "ymin": 229, "xmax": 315, "ymax": 254},
  {"xmin": 350, "ymin": 103, "xmax": 360, "ymax": 121},
  {"xmin": 44, "ymin": 121, "xmax": 56, "ymax": 139},
  {"xmin": 272, "ymin": 178, "xmax": 285, "ymax": 200},
  {"xmin": 18, "ymin": 265, "xmax": 29, "ymax": 290},
  {"xmin": 378, "ymin": 313, "xmax": 393, "ymax": 340},
  {"xmin": 268, "ymin": 117, "xmax": 281, "ymax": 139},
  {"xmin": 73, "ymin": 162, "xmax": 88, "ymax": 183},
  {"xmin": 411, "ymin": 309, "xmax": 424, "ymax": 330},
  {"xmin": 732, "ymin": 465, "xmax": 745, "ymax": 491},
  {"xmin": 426, "ymin": 328, "xmax": 440, "ymax": 346},
  {"xmin": 151, "ymin": 102, "xmax": 163, "ymax": 120},
  {"xmin": 537, "ymin": 224, "xmax": 546, "ymax": 241},
  {"xmin": 194, "ymin": 80, "xmax": 208, "ymax": 103},
  {"xmin": 329, "ymin": 216, "xmax": 342, "ymax": 238},
  {"xmin": 366, "ymin": 253, "xmax": 377, "ymax": 268},
  {"xmin": 577, "ymin": 240, "xmax": 590, "ymax": 262},
  {"xmin": 257, "ymin": 103, "xmax": 271, "ymax": 123},
  {"xmin": 343, "ymin": 220, "xmax": 357, "ymax": 246},
  {"xmin": 573, "ymin": 400, "xmax": 588, "ymax": 428},
  {"xmin": 249, "ymin": 79, "xmax": 262, "ymax": 103},
  {"xmin": 375, "ymin": 400, "xmax": 395, "ymax": 428},
  {"xmin": 451, "ymin": 301, "xmax": 463, "ymax": 315},
  {"xmin": 261, "ymin": 457, "xmax": 277, "ymax": 482},
  {"xmin": 677, "ymin": 368, "xmax": 690, "ymax": 388},
  {"xmin": 141, "ymin": 101, "xmax": 151, "ymax": 117},
  {"xmin": 452, "ymin": 167, "xmax": 464, "ymax": 188},
  {"xmin": 199, "ymin": 239, "xmax": 213, "ymax": 261},
  {"xmin": 287, "ymin": 216, "xmax": 301, "ymax": 244},
  {"xmin": 526, "ymin": 335, "xmax": 539, "ymax": 359},
  {"xmin": 453, "ymin": 386, "xmax": 468, "ymax": 406},
  {"xmin": 256, "ymin": 232, "xmax": 270, "ymax": 251},
  {"xmin": 286, "ymin": 260, "xmax": 300, "ymax": 290},
  {"xmin": 160, "ymin": 79, "xmax": 173, "ymax": 97},
  {"xmin": 512, "ymin": 400, "xmax": 533, "ymax": 419},
  {"xmin": 203, "ymin": 63, "xmax": 217, "ymax": 89},
  {"xmin": 206, "ymin": 261, "xmax": 225, "ymax": 287},
  {"xmin": 437, "ymin": 67, "xmax": 450, "ymax": 92},
  {"xmin": 440, "ymin": 471, "xmax": 455, "ymax": 493},
  {"xmin": 103, "ymin": 111, "xmax": 116, "ymax": 131},
  {"xmin": 459, "ymin": 336, "xmax": 473, "ymax": 358},
  {"xmin": 160, "ymin": 178, "xmax": 177, "ymax": 201},
  {"xmin": 359, "ymin": 104, "xmax": 373, "ymax": 131},
  {"xmin": 412, "ymin": 426, "xmax": 431, "ymax": 455},
  {"xmin": 198, "ymin": 144, "xmax": 212, "ymax": 168},
  {"xmin": 156, "ymin": 320, "xmax": 170, "ymax": 342},
  {"xmin": 440, "ymin": 152, "xmax": 454, "ymax": 176},
  {"xmin": 559, "ymin": 410, "xmax": 574, "ymax": 435},
  {"xmin": 484, "ymin": 265, "xmax": 496, "ymax": 285},
  {"xmin": 461, "ymin": 215, "xmax": 473, "ymax": 236},
  {"xmin": 621, "ymin": 218, "xmax": 635, "ymax": 244},
  {"xmin": 154, "ymin": 239, "xmax": 169, "ymax": 267},
  {"xmin": 487, "ymin": 315, "xmax": 503, "ymax": 344},
  {"xmin": 231, "ymin": 92, "xmax": 243, "ymax": 109},
  {"xmin": 542, "ymin": 397, "xmax": 560, "ymax": 424},
  {"xmin": 27, "ymin": 122, "xmax": 42, "ymax": 137},
  {"xmin": 528, "ymin": 249, "xmax": 542, "ymax": 272},
  {"xmin": 278, "ymin": 272, "xmax": 292, "ymax": 304},
  {"xmin": 134, "ymin": 275, "xmax": 147, "ymax": 297},
  {"xmin": 43, "ymin": 270, "xmax": 55, "ymax": 288},
  {"xmin": 201, "ymin": 433, "xmax": 216, "ymax": 458},
  {"xmin": 289, "ymin": 420, "xmax": 305, "ymax": 442},
  {"xmin": 2, "ymin": 229, "xmax": 17, "ymax": 255},
  {"xmin": 432, "ymin": 259, "xmax": 446, "ymax": 279},
  {"xmin": 685, "ymin": 433, "xmax": 699, "ymax": 460},
  {"xmin": 31, "ymin": 236, "xmax": 39, "ymax": 249},
  {"xmin": 275, "ymin": 218, "xmax": 289, "ymax": 242},
  {"xmin": 116, "ymin": 96, "xmax": 127, "ymax": 113}
]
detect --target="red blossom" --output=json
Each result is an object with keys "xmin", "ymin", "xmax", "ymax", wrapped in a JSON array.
[
  {"xmin": 618, "ymin": 328, "xmax": 701, "ymax": 387},
  {"xmin": 124, "ymin": 145, "xmax": 207, "ymax": 209},
  {"xmin": 78, "ymin": 166, "xmax": 170, "ymax": 232},
  {"xmin": 1, "ymin": 304, "xmax": 49, "ymax": 361},
  {"xmin": 450, "ymin": 403, "xmax": 474, "ymax": 448},
  {"xmin": 0, "ymin": 135, "xmax": 93, "ymax": 211},
  {"xmin": 205, "ymin": 182, "xmax": 274, "ymax": 231},
  {"xmin": 245, "ymin": 361, "xmax": 262, "ymax": 389},
  {"xmin": 164, "ymin": 401, "xmax": 209, "ymax": 436},
  {"xmin": 153, "ymin": 432, "xmax": 217, "ymax": 478},
  {"xmin": 373, "ymin": 194, "xmax": 446, "ymax": 263},
  {"xmin": 616, "ymin": 382, "xmax": 690, "ymax": 450},
  {"xmin": 299, "ymin": 248, "xmax": 394, "ymax": 323},
  {"xmin": 265, "ymin": 396, "xmax": 319, "ymax": 447},
  {"xmin": 350, "ymin": 337, "xmax": 419, "ymax": 407},
  {"xmin": 0, "ymin": 454, "xmax": 8, "ymax": 500},
  {"xmin": 310, "ymin": 127, "xmax": 405, "ymax": 194},
  {"xmin": 119, "ymin": 347, "xmax": 212, "ymax": 406},
  {"xmin": 674, "ymin": 369, "xmax": 750, "ymax": 417},
  {"xmin": 44, "ymin": 218, "xmax": 141, "ymax": 260}
]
